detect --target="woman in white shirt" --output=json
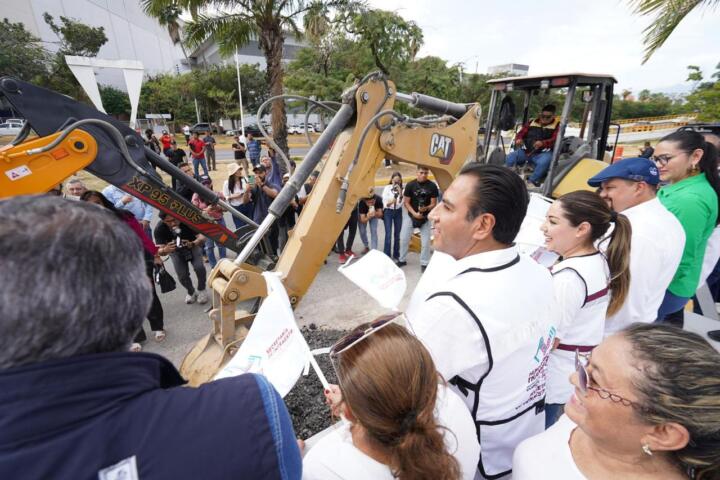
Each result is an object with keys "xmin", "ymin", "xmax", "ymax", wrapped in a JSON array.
[
  {"xmin": 381, "ymin": 172, "xmax": 404, "ymax": 260},
  {"xmin": 303, "ymin": 315, "xmax": 479, "ymax": 480},
  {"xmin": 222, "ymin": 163, "xmax": 252, "ymax": 230},
  {"xmin": 540, "ymin": 190, "xmax": 631, "ymax": 428},
  {"xmin": 513, "ymin": 323, "xmax": 720, "ymax": 480}
]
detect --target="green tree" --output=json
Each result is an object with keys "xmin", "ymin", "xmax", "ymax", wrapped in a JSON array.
[
  {"xmin": 41, "ymin": 14, "xmax": 108, "ymax": 100},
  {"xmin": 139, "ymin": 73, "xmax": 198, "ymax": 127},
  {"xmin": 143, "ymin": 0, "xmax": 348, "ymax": 158},
  {"xmin": 0, "ymin": 18, "xmax": 49, "ymax": 81},
  {"xmin": 629, "ymin": 0, "xmax": 719, "ymax": 63},
  {"xmin": 99, "ymin": 85, "xmax": 131, "ymax": 116},
  {"xmin": 685, "ymin": 63, "xmax": 720, "ymax": 121},
  {"xmin": 341, "ymin": 7, "xmax": 423, "ymax": 76}
]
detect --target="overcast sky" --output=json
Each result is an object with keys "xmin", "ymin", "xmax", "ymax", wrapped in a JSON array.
[{"xmin": 366, "ymin": 0, "xmax": 720, "ymax": 95}]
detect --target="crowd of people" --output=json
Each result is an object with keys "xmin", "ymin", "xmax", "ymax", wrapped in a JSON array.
[{"xmin": 2, "ymin": 126, "xmax": 720, "ymax": 480}]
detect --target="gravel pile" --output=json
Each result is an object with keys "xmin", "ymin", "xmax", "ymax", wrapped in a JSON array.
[{"xmin": 285, "ymin": 325, "xmax": 347, "ymax": 439}]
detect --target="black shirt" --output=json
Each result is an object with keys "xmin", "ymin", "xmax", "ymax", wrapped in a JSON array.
[
  {"xmin": 639, "ymin": 146, "xmax": 654, "ymax": 159},
  {"xmin": 232, "ymin": 142, "xmax": 246, "ymax": 160},
  {"xmin": 404, "ymin": 180, "xmax": 439, "ymax": 215},
  {"xmin": 154, "ymin": 221, "xmax": 198, "ymax": 245},
  {"xmin": 168, "ymin": 148, "xmax": 187, "ymax": 166},
  {"xmin": 358, "ymin": 195, "xmax": 383, "ymax": 216}
]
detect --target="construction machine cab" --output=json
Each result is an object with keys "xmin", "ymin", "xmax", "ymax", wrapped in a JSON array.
[{"xmin": 482, "ymin": 73, "xmax": 617, "ymax": 198}]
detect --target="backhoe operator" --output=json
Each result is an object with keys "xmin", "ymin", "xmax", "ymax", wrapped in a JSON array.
[{"xmin": 505, "ymin": 104, "xmax": 559, "ymax": 187}]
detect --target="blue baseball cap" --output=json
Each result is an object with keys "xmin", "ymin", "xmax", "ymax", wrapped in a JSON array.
[{"xmin": 587, "ymin": 157, "xmax": 660, "ymax": 187}]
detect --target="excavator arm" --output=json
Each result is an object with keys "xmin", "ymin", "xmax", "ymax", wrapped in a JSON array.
[
  {"xmin": 0, "ymin": 77, "xmax": 267, "ymax": 257},
  {"xmin": 181, "ymin": 73, "xmax": 482, "ymax": 385}
]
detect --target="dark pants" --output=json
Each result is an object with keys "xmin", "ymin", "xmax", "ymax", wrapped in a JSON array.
[
  {"xmin": 206, "ymin": 149, "xmax": 216, "ymax": 170},
  {"xmin": 656, "ymin": 289, "xmax": 689, "ymax": 328},
  {"xmin": 134, "ymin": 268, "xmax": 165, "ymax": 343},
  {"xmin": 383, "ymin": 208, "xmax": 402, "ymax": 259},
  {"xmin": 231, "ymin": 202, "xmax": 255, "ymax": 230},
  {"xmin": 169, "ymin": 246, "xmax": 207, "ymax": 295},
  {"xmin": 336, "ymin": 209, "xmax": 358, "ymax": 253},
  {"xmin": 693, "ymin": 258, "xmax": 720, "ymax": 315}
]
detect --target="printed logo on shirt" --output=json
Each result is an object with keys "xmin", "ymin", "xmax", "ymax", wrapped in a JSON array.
[
  {"xmin": 429, "ymin": 133, "xmax": 455, "ymax": 164},
  {"xmin": 98, "ymin": 455, "xmax": 139, "ymax": 480}
]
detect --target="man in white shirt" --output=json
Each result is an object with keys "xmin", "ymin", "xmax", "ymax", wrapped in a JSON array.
[
  {"xmin": 588, "ymin": 157, "xmax": 685, "ymax": 336},
  {"xmin": 405, "ymin": 164, "xmax": 556, "ymax": 479}
]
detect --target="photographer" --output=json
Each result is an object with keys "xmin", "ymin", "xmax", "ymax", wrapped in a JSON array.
[
  {"xmin": 397, "ymin": 166, "xmax": 439, "ymax": 271},
  {"xmin": 154, "ymin": 212, "xmax": 209, "ymax": 305},
  {"xmin": 382, "ymin": 172, "xmax": 404, "ymax": 260}
]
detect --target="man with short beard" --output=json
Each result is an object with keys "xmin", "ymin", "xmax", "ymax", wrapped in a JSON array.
[{"xmin": 588, "ymin": 157, "xmax": 685, "ymax": 335}]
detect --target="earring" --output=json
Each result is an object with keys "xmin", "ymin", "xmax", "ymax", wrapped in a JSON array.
[{"xmin": 642, "ymin": 444, "xmax": 653, "ymax": 456}]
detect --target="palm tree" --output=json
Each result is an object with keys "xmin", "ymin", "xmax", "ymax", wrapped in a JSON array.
[
  {"xmin": 629, "ymin": 0, "xmax": 719, "ymax": 64},
  {"xmin": 143, "ymin": 0, "xmax": 348, "ymax": 157}
]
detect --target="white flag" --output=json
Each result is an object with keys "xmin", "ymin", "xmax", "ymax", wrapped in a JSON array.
[
  {"xmin": 214, "ymin": 272, "xmax": 309, "ymax": 397},
  {"xmin": 339, "ymin": 250, "xmax": 406, "ymax": 310}
]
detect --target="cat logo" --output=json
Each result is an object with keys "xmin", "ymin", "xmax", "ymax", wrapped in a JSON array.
[{"xmin": 429, "ymin": 133, "xmax": 454, "ymax": 164}]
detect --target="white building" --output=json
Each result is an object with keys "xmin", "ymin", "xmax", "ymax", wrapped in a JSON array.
[
  {"xmin": 189, "ymin": 35, "xmax": 306, "ymax": 70},
  {"xmin": 0, "ymin": 0, "xmax": 187, "ymax": 88},
  {"xmin": 488, "ymin": 63, "xmax": 530, "ymax": 76}
]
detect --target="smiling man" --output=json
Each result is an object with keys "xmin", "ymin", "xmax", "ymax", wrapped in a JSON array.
[
  {"xmin": 405, "ymin": 164, "xmax": 556, "ymax": 479},
  {"xmin": 588, "ymin": 157, "xmax": 685, "ymax": 335}
]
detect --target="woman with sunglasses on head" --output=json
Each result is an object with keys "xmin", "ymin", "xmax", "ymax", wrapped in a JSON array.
[
  {"xmin": 653, "ymin": 130, "xmax": 720, "ymax": 326},
  {"xmin": 223, "ymin": 163, "xmax": 253, "ymax": 230},
  {"xmin": 303, "ymin": 316, "xmax": 480, "ymax": 480},
  {"xmin": 540, "ymin": 190, "xmax": 631, "ymax": 428},
  {"xmin": 513, "ymin": 323, "xmax": 720, "ymax": 480}
]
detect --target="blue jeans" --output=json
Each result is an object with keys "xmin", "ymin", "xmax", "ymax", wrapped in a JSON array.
[
  {"xmin": 656, "ymin": 289, "xmax": 690, "ymax": 326},
  {"xmin": 399, "ymin": 209, "xmax": 432, "ymax": 266},
  {"xmin": 545, "ymin": 403, "xmax": 564, "ymax": 429},
  {"xmin": 205, "ymin": 218, "xmax": 227, "ymax": 268},
  {"xmin": 505, "ymin": 149, "xmax": 553, "ymax": 184},
  {"xmin": 193, "ymin": 156, "xmax": 209, "ymax": 178},
  {"xmin": 358, "ymin": 217, "xmax": 379, "ymax": 250},
  {"xmin": 230, "ymin": 203, "xmax": 255, "ymax": 230},
  {"xmin": 383, "ymin": 208, "xmax": 402, "ymax": 259}
]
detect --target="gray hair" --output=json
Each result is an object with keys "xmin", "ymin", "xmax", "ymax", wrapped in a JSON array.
[
  {"xmin": 67, "ymin": 177, "xmax": 86, "ymax": 187},
  {"xmin": 0, "ymin": 196, "xmax": 151, "ymax": 369}
]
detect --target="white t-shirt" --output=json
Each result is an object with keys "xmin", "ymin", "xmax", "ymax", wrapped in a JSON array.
[
  {"xmin": 302, "ymin": 384, "xmax": 480, "ymax": 480},
  {"xmin": 513, "ymin": 415, "xmax": 586, "ymax": 479},
  {"xmin": 382, "ymin": 184, "xmax": 403, "ymax": 210},
  {"xmin": 222, "ymin": 178, "xmax": 249, "ymax": 206},
  {"xmin": 603, "ymin": 198, "xmax": 685, "ymax": 336}
]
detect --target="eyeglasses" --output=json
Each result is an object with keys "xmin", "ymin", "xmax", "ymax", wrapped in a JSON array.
[
  {"xmin": 651, "ymin": 153, "xmax": 684, "ymax": 165},
  {"xmin": 575, "ymin": 350, "xmax": 641, "ymax": 409},
  {"xmin": 329, "ymin": 313, "xmax": 403, "ymax": 358},
  {"xmin": 540, "ymin": 113, "xmax": 554, "ymax": 118}
]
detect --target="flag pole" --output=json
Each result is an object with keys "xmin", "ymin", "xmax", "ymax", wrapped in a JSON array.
[{"xmin": 235, "ymin": 47, "xmax": 246, "ymax": 138}]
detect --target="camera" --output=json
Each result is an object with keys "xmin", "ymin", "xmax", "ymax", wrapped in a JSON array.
[
  {"xmin": 173, "ymin": 227, "xmax": 194, "ymax": 261},
  {"xmin": 392, "ymin": 184, "xmax": 401, "ymax": 197}
]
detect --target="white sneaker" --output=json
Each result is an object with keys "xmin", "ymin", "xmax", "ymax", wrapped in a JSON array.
[
  {"xmin": 185, "ymin": 292, "xmax": 197, "ymax": 304},
  {"xmin": 196, "ymin": 290, "xmax": 209, "ymax": 304}
]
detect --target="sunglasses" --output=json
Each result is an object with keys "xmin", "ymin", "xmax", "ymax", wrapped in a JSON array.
[
  {"xmin": 330, "ymin": 313, "xmax": 403, "ymax": 358},
  {"xmin": 575, "ymin": 350, "xmax": 641, "ymax": 409}
]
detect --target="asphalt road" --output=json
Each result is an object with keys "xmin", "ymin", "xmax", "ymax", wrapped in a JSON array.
[{"xmin": 141, "ymin": 216, "xmax": 426, "ymax": 367}]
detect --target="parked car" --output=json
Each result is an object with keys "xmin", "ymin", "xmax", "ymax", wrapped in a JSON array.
[
  {"xmin": 4, "ymin": 118, "xmax": 25, "ymax": 127},
  {"xmin": 189, "ymin": 123, "xmax": 224, "ymax": 134},
  {"xmin": 224, "ymin": 124, "xmax": 263, "ymax": 138},
  {"xmin": 297, "ymin": 123, "xmax": 315, "ymax": 133},
  {"xmin": 287, "ymin": 125, "xmax": 300, "ymax": 135},
  {"xmin": 0, "ymin": 123, "xmax": 22, "ymax": 136}
]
